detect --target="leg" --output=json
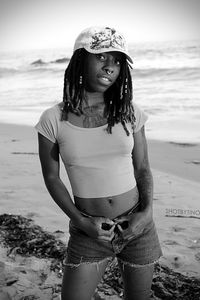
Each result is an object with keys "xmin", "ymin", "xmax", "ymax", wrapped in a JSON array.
[
  {"xmin": 61, "ymin": 259, "xmax": 109, "ymax": 300},
  {"xmin": 118, "ymin": 260, "xmax": 154, "ymax": 300}
]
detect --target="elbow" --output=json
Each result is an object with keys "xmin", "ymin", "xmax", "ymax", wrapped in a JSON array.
[
  {"xmin": 134, "ymin": 166, "xmax": 152, "ymax": 179},
  {"xmin": 43, "ymin": 173, "xmax": 60, "ymax": 188}
]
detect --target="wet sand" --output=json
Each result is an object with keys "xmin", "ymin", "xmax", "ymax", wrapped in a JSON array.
[{"xmin": 0, "ymin": 123, "xmax": 200, "ymax": 299}]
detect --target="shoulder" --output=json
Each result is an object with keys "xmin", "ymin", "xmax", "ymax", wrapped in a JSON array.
[
  {"xmin": 131, "ymin": 101, "xmax": 148, "ymax": 133},
  {"xmin": 35, "ymin": 102, "xmax": 63, "ymax": 143},
  {"xmin": 40, "ymin": 102, "xmax": 63, "ymax": 121}
]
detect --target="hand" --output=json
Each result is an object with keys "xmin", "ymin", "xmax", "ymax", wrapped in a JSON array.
[
  {"xmin": 78, "ymin": 215, "xmax": 115, "ymax": 241},
  {"xmin": 114, "ymin": 209, "xmax": 153, "ymax": 241}
]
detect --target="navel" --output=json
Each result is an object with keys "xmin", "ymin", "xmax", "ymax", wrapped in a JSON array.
[{"xmin": 107, "ymin": 197, "xmax": 113, "ymax": 205}]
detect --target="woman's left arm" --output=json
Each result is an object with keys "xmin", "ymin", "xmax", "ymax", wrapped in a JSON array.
[
  {"xmin": 132, "ymin": 125, "xmax": 153, "ymax": 219},
  {"xmin": 116, "ymin": 125, "xmax": 153, "ymax": 240}
]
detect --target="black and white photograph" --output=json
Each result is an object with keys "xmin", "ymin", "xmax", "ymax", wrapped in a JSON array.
[{"xmin": 0, "ymin": 0, "xmax": 200, "ymax": 299}]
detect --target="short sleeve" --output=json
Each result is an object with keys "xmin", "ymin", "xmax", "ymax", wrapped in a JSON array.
[
  {"xmin": 132, "ymin": 102, "xmax": 148, "ymax": 133},
  {"xmin": 35, "ymin": 107, "xmax": 58, "ymax": 143}
]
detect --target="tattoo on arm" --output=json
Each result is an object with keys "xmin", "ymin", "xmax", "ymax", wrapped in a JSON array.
[
  {"xmin": 132, "ymin": 127, "xmax": 153, "ymax": 211},
  {"xmin": 135, "ymin": 168, "xmax": 153, "ymax": 211}
]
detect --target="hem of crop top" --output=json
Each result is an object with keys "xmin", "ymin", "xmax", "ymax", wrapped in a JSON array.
[{"xmin": 72, "ymin": 184, "xmax": 138, "ymax": 199}]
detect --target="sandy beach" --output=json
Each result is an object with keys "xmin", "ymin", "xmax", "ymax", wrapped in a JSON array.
[{"xmin": 0, "ymin": 123, "xmax": 200, "ymax": 299}]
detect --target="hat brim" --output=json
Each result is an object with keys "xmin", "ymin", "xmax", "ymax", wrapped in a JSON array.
[{"xmin": 84, "ymin": 46, "xmax": 133, "ymax": 64}]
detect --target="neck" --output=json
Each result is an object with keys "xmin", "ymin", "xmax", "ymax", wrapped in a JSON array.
[{"xmin": 84, "ymin": 92, "xmax": 104, "ymax": 107}]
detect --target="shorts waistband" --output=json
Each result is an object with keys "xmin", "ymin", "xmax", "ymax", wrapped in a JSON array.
[{"xmin": 80, "ymin": 201, "xmax": 140, "ymax": 220}]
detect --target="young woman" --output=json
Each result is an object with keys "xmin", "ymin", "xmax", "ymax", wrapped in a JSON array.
[{"xmin": 35, "ymin": 26, "xmax": 162, "ymax": 300}]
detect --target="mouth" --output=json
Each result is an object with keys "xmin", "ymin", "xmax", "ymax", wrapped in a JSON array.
[{"xmin": 98, "ymin": 75, "xmax": 112, "ymax": 84}]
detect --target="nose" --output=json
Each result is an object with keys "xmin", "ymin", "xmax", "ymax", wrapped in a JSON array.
[
  {"xmin": 104, "ymin": 67, "xmax": 113, "ymax": 75},
  {"xmin": 103, "ymin": 57, "xmax": 115, "ymax": 75}
]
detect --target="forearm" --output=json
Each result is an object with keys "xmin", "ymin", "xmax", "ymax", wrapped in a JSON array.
[
  {"xmin": 134, "ymin": 167, "xmax": 153, "ymax": 215},
  {"xmin": 44, "ymin": 176, "xmax": 84, "ymax": 226}
]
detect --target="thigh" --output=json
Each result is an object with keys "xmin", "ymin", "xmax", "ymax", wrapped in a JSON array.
[
  {"xmin": 61, "ymin": 259, "xmax": 109, "ymax": 300},
  {"xmin": 118, "ymin": 261, "xmax": 154, "ymax": 300}
]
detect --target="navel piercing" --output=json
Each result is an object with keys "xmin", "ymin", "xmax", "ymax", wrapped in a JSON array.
[{"xmin": 79, "ymin": 75, "xmax": 83, "ymax": 85}]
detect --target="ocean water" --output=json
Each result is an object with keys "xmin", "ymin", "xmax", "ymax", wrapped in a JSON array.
[{"xmin": 0, "ymin": 40, "xmax": 200, "ymax": 143}]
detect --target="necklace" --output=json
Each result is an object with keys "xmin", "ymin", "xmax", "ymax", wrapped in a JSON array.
[{"xmin": 82, "ymin": 102, "xmax": 107, "ymax": 128}]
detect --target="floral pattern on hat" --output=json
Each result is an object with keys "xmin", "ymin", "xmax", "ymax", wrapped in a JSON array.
[{"xmin": 90, "ymin": 27, "xmax": 126, "ymax": 51}]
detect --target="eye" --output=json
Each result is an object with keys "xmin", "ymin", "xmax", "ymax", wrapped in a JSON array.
[
  {"xmin": 96, "ymin": 54, "xmax": 106, "ymax": 61},
  {"xmin": 115, "ymin": 59, "xmax": 121, "ymax": 66}
]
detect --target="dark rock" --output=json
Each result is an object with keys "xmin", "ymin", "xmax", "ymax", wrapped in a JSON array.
[
  {"xmin": 53, "ymin": 58, "xmax": 70, "ymax": 64},
  {"xmin": 31, "ymin": 59, "xmax": 46, "ymax": 65}
]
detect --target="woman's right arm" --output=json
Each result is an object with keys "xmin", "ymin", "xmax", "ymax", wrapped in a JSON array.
[{"xmin": 38, "ymin": 133, "xmax": 84, "ymax": 226}]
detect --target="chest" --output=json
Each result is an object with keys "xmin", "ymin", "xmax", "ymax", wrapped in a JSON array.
[
  {"xmin": 57, "ymin": 122, "xmax": 134, "ymax": 164},
  {"xmin": 67, "ymin": 111, "xmax": 107, "ymax": 128}
]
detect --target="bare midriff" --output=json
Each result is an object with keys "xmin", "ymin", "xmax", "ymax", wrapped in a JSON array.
[{"xmin": 74, "ymin": 186, "xmax": 139, "ymax": 219}]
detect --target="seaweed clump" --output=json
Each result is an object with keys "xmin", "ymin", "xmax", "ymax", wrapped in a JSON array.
[
  {"xmin": 0, "ymin": 214, "xmax": 200, "ymax": 300},
  {"xmin": 101, "ymin": 259, "xmax": 200, "ymax": 299},
  {"xmin": 0, "ymin": 213, "xmax": 66, "ymax": 274}
]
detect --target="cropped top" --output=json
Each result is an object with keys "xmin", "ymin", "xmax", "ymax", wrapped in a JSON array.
[{"xmin": 35, "ymin": 102, "xmax": 148, "ymax": 198}]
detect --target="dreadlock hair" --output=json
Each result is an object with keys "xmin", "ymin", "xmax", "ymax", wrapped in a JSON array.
[{"xmin": 62, "ymin": 48, "xmax": 136, "ymax": 136}]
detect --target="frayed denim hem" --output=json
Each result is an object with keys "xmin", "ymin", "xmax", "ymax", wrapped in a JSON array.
[
  {"xmin": 63, "ymin": 256, "xmax": 112, "ymax": 270},
  {"xmin": 117, "ymin": 257, "xmax": 160, "ymax": 270}
]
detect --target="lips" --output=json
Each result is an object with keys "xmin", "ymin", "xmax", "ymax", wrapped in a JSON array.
[{"xmin": 98, "ymin": 74, "xmax": 112, "ymax": 83}]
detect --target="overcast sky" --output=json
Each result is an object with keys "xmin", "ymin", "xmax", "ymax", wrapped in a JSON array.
[{"xmin": 0, "ymin": 0, "xmax": 199, "ymax": 51}]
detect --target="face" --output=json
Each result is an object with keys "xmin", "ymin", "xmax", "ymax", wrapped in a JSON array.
[{"xmin": 84, "ymin": 51, "xmax": 122, "ymax": 93}]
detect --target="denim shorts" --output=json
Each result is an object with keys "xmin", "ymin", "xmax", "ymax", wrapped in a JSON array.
[{"xmin": 64, "ymin": 205, "xmax": 162, "ymax": 268}]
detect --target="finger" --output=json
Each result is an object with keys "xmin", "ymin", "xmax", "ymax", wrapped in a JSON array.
[
  {"xmin": 114, "ymin": 215, "xmax": 129, "ymax": 222},
  {"xmin": 118, "ymin": 227, "xmax": 132, "ymax": 240},
  {"xmin": 98, "ymin": 226, "xmax": 115, "ymax": 239},
  {"xmin": 109, "ymin": 225, "xmax": 115, "ymax": 233},
  {"xmin": 98, "ymin": 232, "xmax": 115, "ymax": 242},
  {"xmin": 101, "ymin": 227, "xmax": 115, "ymax": 237},
  {"xmin": 115, "ymin": 217, "xmax": 130, "ymax": 224},
  {"xmin": 125, "ymin": 229, "xmax": 143, "ymax": 241},
  {"xmin": 103, "ymin": 218, "xmax": 115, "ymax": 225},
  {"xmin": 117, "ymin": 224, "xmax": 125, "ymax": 233},
  {"xmin": 127, "ymin": 235, "xmax": 135, "ymax": 241}
]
